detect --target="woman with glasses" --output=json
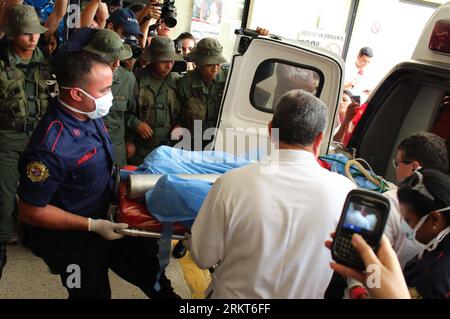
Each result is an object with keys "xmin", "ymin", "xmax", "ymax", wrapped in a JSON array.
[{"xmin": 398, "ymin": 169, "xmax": 450, "ymax": 299}]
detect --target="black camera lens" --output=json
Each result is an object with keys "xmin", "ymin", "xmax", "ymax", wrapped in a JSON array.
[
  {"xmin": 162, "ymin": 14, "xmax": 177, "ymax": 28},
  {"xmin": 161, "ymin": 0, "xmax": 177, "ymax": 28}
]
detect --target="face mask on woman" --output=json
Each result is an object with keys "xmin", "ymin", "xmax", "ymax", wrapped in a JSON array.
[{"xmin": 401, "ymin": 206, "xmax": 450, "ymax": 259}]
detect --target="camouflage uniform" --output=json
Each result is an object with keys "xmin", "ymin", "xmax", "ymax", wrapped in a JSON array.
[
  {"xmin": 131, "ymin": 37, "xmax": 183, "ymax": 164},
  {"xmin": 177, "ymin": 38, "xmax": 228, "ymax": 149},
  {"xmin": 83, "ymin": 29, "xmax": 140, "ymax": 168},
  {"xmin": 0, "ymin": 5, "xmax": 52, "ymax": 243}
]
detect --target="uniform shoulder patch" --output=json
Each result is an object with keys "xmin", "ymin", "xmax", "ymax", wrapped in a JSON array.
[
  {"xmin": 26, "ymin": 161, "xmax": 50, "ymax": 183},
  {"xmin": 40, "ymin": 120, "xmax": 64, "ymax": 152}
]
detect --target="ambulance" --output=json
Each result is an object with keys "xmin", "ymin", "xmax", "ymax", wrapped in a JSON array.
[{"xmin": 213, "ymin": 1, "xmax": 450, "ymax": 182}]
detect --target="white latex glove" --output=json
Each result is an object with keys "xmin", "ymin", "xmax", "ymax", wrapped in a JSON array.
[{"xmin": 88, "ymin": 218, "xmax": 128, "ymax": 240}]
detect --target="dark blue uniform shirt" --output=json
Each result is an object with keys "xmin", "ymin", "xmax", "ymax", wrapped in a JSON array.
[
  {"xmin": 18, "ymin": 99, "xmax": 115, "ymax": 219},
  {"xmin": 404, "ymin": 234, "xmax": 450, "ymax": 299}
]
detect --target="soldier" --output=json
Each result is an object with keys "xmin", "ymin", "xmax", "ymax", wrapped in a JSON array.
[
  {"xmin": 177, "ymin": 37, "xmax": 228, "ymax": 150},
  {"xmin": 83, "ymin": 29, "xmax": 144, "ymax": 168},
  {"xmin": 130, "ymin": 36, "xmax": 183, "ymax": 164},
  {"xmin": 0, "ymin": 5, "xmax": 53, "ymax": 245}
]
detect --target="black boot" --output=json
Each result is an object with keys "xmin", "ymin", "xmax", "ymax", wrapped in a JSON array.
[
  {"xmin": 0, "ymin": 241, "xmax": 6, "ymax": 279},
  {"xmin": 172, "ymin": 240, "xmax": 187, "ymax": 259}
]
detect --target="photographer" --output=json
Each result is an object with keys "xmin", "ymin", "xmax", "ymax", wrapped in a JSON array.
[
  {"xmin": 138, "ymin": 0, "xmax": 177, "ymax": 47},
  {"xmin": 107, "ymin": 7, "xmax": 143, "ymax": 39},
  {"xmin": 108, "ymin": 0, "xmax": 122, "ymax": 14},
  {"xmin": 121, "ymin": 34, "xmax": 143, "ymax": 72},
  {"xmin": 175, "ymin": 32, "xmax": 196, "ymax": 71},
  {"xmin": 138, "ymin": 0, "xmax": 162, "ymax": 47}
]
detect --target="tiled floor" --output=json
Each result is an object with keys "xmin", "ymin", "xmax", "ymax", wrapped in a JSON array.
[{"xmin": 0, "ymin": 244, "xmax": 192, "ymax": 299}]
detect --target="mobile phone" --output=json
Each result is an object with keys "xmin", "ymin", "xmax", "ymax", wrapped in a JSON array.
[
  {"xmin": 352, "ymin": 95, "xmax": 361, "ymax": 104},
  {"xmin": 331, "ymin": 189, "xmax": 390, "ymax": 271}
]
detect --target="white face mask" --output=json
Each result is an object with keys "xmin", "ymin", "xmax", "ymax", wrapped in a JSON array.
[
  {"xmin": 401, "ymin": 206, "xmax": 450, "ymax": 259},
  {"xmin": 59, "ymin": 87, "xmax": 113, "ymax": 119}
]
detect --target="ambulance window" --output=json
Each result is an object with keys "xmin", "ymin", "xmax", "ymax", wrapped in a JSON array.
[{"xmin": 250, "ymin": 60, "xmax": 323, "ymax": 113}]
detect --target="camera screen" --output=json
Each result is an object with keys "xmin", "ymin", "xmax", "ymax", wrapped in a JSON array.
[{"xmin": 343, "ymin": 202, "xmax": 379, "ymax": 233}]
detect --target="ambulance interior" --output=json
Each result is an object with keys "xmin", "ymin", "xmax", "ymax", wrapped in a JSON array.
[{"xmin": 352, "ymin": 67, "xmax": 450, "ymax": 183}]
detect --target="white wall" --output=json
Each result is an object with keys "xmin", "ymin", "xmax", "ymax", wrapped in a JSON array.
[
  {"xmin": 248, "ymin": 0, "xmax": 352, "ymax": 39},
  {"xmin": 346, "ymin": 0, "xmax": 435, "ymax": 89},
  {"xmin": 172, "ymin": 0, "xmax": 244, "ymax": 60},
  {"xmin": 172, "ymin": 0, "xmax": 194, "ymax": 39}
]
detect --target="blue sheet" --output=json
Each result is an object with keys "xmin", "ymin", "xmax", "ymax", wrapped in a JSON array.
[
  {"xmin": 127, "ymin": 146, "xmax": 249, "ymax": 291},
  {"xmin": 121, "ymin": 146, "xmax": 250, "ymax": 223},
  {"xmin": 146, "ymin": 175, "xmax": 213, "ymax": 228}
]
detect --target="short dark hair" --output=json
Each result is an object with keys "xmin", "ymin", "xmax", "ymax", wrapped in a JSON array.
[
  {"xmin": 176, "ymin": 32, "xmax": 196, "ymax": 43},
  {"xmin": 359, "ymin": 47, "xmax": 373, "ymax": 58},
  {"xmin": 397, "ymin": 170, "xmax": 450, "ymax": 223},
  {"xmin": 128, "ymin": 3, "xmax": 145, "ymax": 13},
  {"xmin": 54, "ymin": 51, "xmax": 110, "ymax": 88},
  {"xmin": 272, "ymin": 89, "xmax": 328, "ymax": 146},
  {"xmin": 398, "ymin": 132, "xmax": 449, "ymax": 174}
]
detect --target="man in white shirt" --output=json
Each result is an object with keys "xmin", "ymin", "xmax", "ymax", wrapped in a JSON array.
[
  {"xmin": 189, "ymin": 89, "xmax": 355, "ymax": 299},
  {"xmin": 344, "ymin": 47, "xmax": 374, "ymax": 103}
]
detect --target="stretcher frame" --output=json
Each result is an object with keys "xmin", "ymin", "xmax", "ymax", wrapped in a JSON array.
[{"xmin": 108, "ymin": 167, "xmax": 189, "ymax": 240}]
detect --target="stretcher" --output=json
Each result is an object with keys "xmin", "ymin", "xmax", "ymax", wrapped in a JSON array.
[{"xmin": 108, "ymin": 166, "xmax": 190, "ymax": 240}]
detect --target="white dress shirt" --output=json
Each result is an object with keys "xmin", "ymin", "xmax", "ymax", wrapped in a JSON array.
[{"xmin": 190, "ymin": 149, "xmax": 355, "ymax": 299}]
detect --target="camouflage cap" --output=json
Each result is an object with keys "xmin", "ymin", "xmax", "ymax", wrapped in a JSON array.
[
  {"xmin": 186, "ymin": 38, "xmax": 227, "ymax": 66},
  {"xmin": 1, "ymin": 5, "xmax": 47, "ymax": 35},
  {"xmin": 143, "ymin": 36, "xmax": 183, "ymax": 63},
  {"xmin": 83, "ymin": 29, "xmax": 132, "ymax": 62}
]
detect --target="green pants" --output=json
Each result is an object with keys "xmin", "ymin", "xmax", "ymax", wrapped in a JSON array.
[
  {"xmin": 109, "ymin": 131, "xmax": 127, "ymax": 169},
  {"xmin": 130, "ymin": 135, "xmax": 171, "ymax": 166},
  {"xmin": 129, "ymin": 143, "xmax": 154, "ymax": 166},
  {"xmin": 0, "ymin": 149, "xmax": 21, "ymax": 241}
]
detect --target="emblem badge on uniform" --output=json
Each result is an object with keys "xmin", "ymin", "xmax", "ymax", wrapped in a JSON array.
[{"xmin": 26, "ymin": 161, "xmax": 49, "ymax": 183}]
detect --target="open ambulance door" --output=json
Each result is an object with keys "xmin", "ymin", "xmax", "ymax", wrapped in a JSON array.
[
  {"xmin": 213, "ymin": 29, "xmax": 344, "ymax": 159},
  {"xmin": 347, "ymin": 2, "xmax": 450, "ymax": 182}
]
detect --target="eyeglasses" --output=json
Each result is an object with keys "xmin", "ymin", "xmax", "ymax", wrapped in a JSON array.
[
  {"xmin": 392, "ymin": 158, "xmax": 413, "ymax": 168},
  {"xmin": 408, "ymin": 171, "xmax": 435, "ymax": 201}
]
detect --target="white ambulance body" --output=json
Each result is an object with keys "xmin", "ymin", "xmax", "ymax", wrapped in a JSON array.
[{"xmin": 213, "ymin": 1, "xmax": 450, "ymax": 182}]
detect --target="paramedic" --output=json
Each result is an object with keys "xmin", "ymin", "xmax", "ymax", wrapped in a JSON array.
[
  {"xmin": 17, "ymin": 51, "xmax": 177, "ymax": 299},
  {"xmin": 399, "ymin": 170, "xmax": 450, "ymax": 299}
]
